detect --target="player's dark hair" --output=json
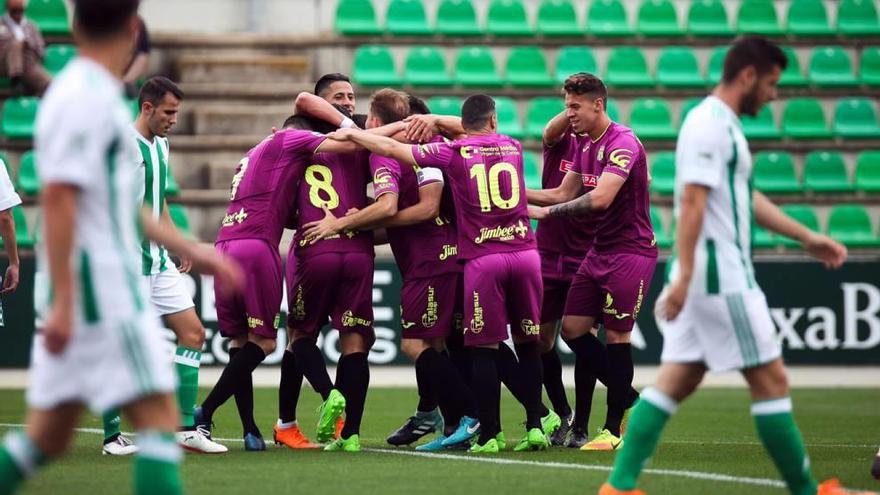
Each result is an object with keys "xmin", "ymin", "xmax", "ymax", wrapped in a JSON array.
[
  {"xmin": 369, "ymin": 89, "xmax": 411, "ymax": 125},
  {"xmin": 722, "ymin": 36, "xmax": 788, "ymax": 83},
  {"xmin": 282, "ymin": 115, "xmax": 312, "ymax": 130},
  {"xmin": 314, "ymin": 73, "xmax": 352, "ymax": 97},
  {"xmin": 73, "ymin": 0, "xmax": 140, "ymax": 39},
  {"xmin": 353, "ymin": 114, "xmax": 368, "ymax": 128},
  {"xmin": 138, "ymin": 76, "xmax": 184, "ymax": 109},
  {"xmin": 563, "ymin": 72, "xmax": 608, "ymax": 108},
  {"xmin": 461, "ymin": 94, "xmax": 496, "ymax": 131},
  {"xmin": 408, "ymin": 95, "xmax": 430, "ymax": 115}
]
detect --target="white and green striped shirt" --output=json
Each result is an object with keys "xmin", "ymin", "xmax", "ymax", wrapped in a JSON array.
[
  {"xmin": 131, "ymin": 125, "xmax": 172, "ymax": 275},
  {"xmin": 669, "ymin": 96, "xmax": 758, "ymax": 295}
]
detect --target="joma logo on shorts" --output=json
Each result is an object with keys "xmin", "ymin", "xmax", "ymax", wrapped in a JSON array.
[
  {"xmin": 342, "ymin": 310, "xmax": 372, "ymax": 327},
  {"xmin": 602, "ymin": 293, "xmax": 632, "ymax": 319}
]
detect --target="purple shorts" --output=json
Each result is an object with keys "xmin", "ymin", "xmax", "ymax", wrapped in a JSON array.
[
  {"xmin": 463, "ymin": 249, "xmax": 543, "ymax": 347},
  {"xmin": 540, "ymin": 250, "xmax": 585, "ymax": 324},
  {"xmin": 563, "ymin": 252, "xmax": 657, "ymax": 332},
  {"xmin": 400, "ymin": 272, "xmax": 463, "ymax": 340},
  {"xmin": 215, "ymin": 239, "xmax": 282, "ymax": 340},
  {"xmin": 287, "ymin": 251, "xmax": 375, "ymax": 347}
]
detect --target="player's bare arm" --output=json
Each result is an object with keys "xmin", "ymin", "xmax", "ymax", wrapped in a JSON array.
[
  {"xmin": 41, "ymin": 183, "xmax": 78, "ymax": 354},
  {"xmin": 295, "ymin": 92, "xmax": 358, "ymax": 129},
  {"xmin": 159, "ymin": 199, "xmax": 192, "ymax": 273},
  {"xmin": 543, "ymin": 111, "xmax": 570, "ymax": 147},
  {"xmin": 531, "ymin": 171, "xmax": 625, "ymax": 219},
  {"xmin": 404, "ymin": 114, "xmax": 466, "ymax": 142},
  {"xmin": 302, "ymin": 192, "xmax": 398, "ymax": 243},
  {"xmin": 526, "ymin": 171, "xmax": 582, "ymax": 207},
  {"xmin": 317, "ymin": 121, "xmax": 408, "ymax": 154},
  {"xmin": 0, "ymin": 207, "xmax": 19, "ymax": 294},
  {"xmin": 332, "ymin": 128, "xmax": 418, "ymax": 166},
  {"xmin": 383, "ymin": 182, "xmax": 443, "ymax": 228},
  {"xmin": 753, "ymin": 191, "xmax": 846, "ymax": 269}
]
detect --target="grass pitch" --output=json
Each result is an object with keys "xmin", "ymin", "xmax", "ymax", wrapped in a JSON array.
[{"xmin": 0, "ymin": 387, "xmax": 878, "ymax": 494}]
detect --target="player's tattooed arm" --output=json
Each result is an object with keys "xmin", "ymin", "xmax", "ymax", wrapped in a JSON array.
[
  {"xmin": 542, "ymin": 111, "xmax": 570, "ymax": 147},
  {"xmin": 531, "ymin": 171, "xmax": 625, "ymax": 219}
]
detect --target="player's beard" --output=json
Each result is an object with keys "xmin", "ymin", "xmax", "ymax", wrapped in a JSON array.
[{"xmin": 740, "ymin": 85, "xmax": 762, "ymax": 117}]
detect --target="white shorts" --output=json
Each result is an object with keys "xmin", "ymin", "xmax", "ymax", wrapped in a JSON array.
[
  {"xmin": 658, "ymin": 288, "xmax": 781, "ymax": 372},
  {"xmin": 27, "ymin": 308, "xmax": 176, "ymax": 413},
  {"xmin": 146, "ymin": 266, "xmax": 195, "ymax": 316}
]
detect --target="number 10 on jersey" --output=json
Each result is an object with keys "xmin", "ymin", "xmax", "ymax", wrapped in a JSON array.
[{"xmin": 470, "ymin": 162, "xmax": 520, "ymax": 212}]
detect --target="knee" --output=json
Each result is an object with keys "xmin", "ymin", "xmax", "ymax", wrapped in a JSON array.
[
  {"xmin": 250, "ymin": 335, "xmax": 277, "ymax": 355},
  {"xmin": 180, "ymin": 325, "xmax": 205, "ymax": 349},
  {"xmin": 560, "ymin": 320, "xmax": 585, "ymax": 341},
  {"xmin": 605, "ymin": 330, "xmax": 631, "ymax": 345},
  {"xmin": 400, "ymin": 339, "xmax": 426, "ymax": 361},
  {"xmin": 340, "ymin": 333, "xmax": 369, "ymax": 355},
  {"xmin": 538, "ymin": 324, "xmax": 556, "ymax": 353}
]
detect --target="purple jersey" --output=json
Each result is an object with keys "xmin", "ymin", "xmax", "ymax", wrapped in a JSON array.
[
  {"xmin": 370, "ymin": 153, "xmax": 459, "ymax": 279},
  {"xmin": 292, "ymin": 149, "xmax": 373, "ymax": 257},
  {"xmin": 536, "ymin": 128, "xmax": 595, "ymax": 256},
  {"xmin": 575, "ymin": 122, "xmax": 657, "ymax": 257},
  {"xmin": 216, "ymin": 129, "xmax": 326, "ymax": 245},
  {"xmin": 412, "ymin": 133, "xmax": 535, "ymax": 261}
]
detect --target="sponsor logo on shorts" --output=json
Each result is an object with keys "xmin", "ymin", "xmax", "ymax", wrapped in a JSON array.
[
  {"xmin": 439, "ymin": 244, "xmax": 458, "ymax": 261},
  {"xmin": 520, "ymin": 319, "xmax": 540, "ymax": 336},
  {"xmin": 602, "ymin": 293, "xmax": 632, "ymax": 320},
  {"xmin": 247, "ymin": 315, "xmax": 264, "ymax": 329},
  {"xmin": 221, "ymin": 207, "xmax": 248, "ymax": 227},
  {"xmin": 474, "ymin": 220, "xmax": 529, "ymax": 245},
  {"xmin": 421, "ymin": 286, "xmax": 439, "ymax": 328},
  {"xmin": 341, "ymin": 310, "xmax": 372, "ymax": 328},
  {"xmin": 469, "ymin": 291, "xmax": 484, "ymax": 334},
  {"xmin": 608, "ymin": 148, "xmax": 633, "ymax": 170},
  {"xmin": 293, "ymin": 285, "xmax": 306, "ymax": 320},
  {"xmin": 632, "ymin": 279, "xmax": 645, "ymax": 319}
]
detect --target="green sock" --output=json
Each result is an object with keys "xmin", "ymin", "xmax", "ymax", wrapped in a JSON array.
[
  {"xmin": 752, "ymin": 397, "xmax": 817, "ymax": 495},
  {"xmin": 608, "ymin": 388, "xmax": 677, "ymax": 491},
  {"xmin": 0, "ymin": 430, "xmax": 47, "ymax": 495},
  {"xmin": 102, "ymin": 409, "xmax": 122, "ymax": 442},
  {"xmin": 174, "ymin": 346, "xmax": 202, "ymax": 428},
  {"xmin": 134, "ymin": 431, "xmax": 182, "ymax": 495}
]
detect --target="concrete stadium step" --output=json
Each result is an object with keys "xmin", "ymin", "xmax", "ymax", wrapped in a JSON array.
[
  {"xmin": 180, "ymin": 82, "xmax": 309, "ymax": 102},
  {"xmin": 175, "ymin": 52, "xmax": 311, "ymax": 85},
  {"xmin": 191, "ymin": 105, "xmax": 292, "ymax": 135}
]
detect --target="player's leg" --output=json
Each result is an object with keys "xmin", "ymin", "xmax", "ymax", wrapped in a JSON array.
[
  {"xmin": 389, "ymin": 337, "xmax": 444, "ymax": 446},
  {"xmin": 539, "ymin": 253, "xmax": 574, "ymax": 433},
  {"xmin": 872, "ymin": 446, "xmax": 880, "ymax": 480},
  {"xmin": 100, "ymin": 407, "xmax": 138, "ymax": 455},
  {"xmin": 123, "ymin": 392, "xmax": 184, "ymax": 495}
]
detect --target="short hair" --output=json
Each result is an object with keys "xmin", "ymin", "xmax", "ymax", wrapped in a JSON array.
[
  {"xmin": 722, "ymin": 36, "xmax": 788, "ymax": 83},
  {"xmin": 562, "ymin": 73, "xmax": 608, "ymax": 107},
  {"xmin": 408, "ymin": 95, "xmax": 430, "ymax": 115},
  {"xmin": 282, "ymin": 115, "xmax": 312, "ymax": 131},
  {"xmin": 314, "ymin": 73, "xmax": 352, "ymax": 97},
  {"xmin": 369, "ymin": 89, "xmax": 410, "ymax": 125},
  {"xmin": 461, "ymin": 94, "xmax": 496, "ymax": 131},
  {"xmin": 138, "ymin": 76, "xmax": 184, "ymax": 109},
  {"xmin": 353, "ymin": 114, "xmax": 368, "ymax": 128},
  {"xmin": 74, "ymin": 0, "xmax": 140, "ymax": 39}
]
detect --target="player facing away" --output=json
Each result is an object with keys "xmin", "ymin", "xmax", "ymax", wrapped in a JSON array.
[
  {"xmin": 529, "ymin": 73, "xmax": 655, "ymax": 452},
  {"xmin": 0, "ymin": 1, "xmax": 242, "ymax": 493},
  {"xmin": 331, "ymin": 94, "xmax": 549, "ymax": 453},
  {"xmin": 100, "ymin": 76, "xmax": 226, "ymax": 456},
  {"xmin": 304, "ymin": 95, "xmax": 478, "ymax": 451},
  {"xmin": 599, "ymin": 37, "xmax": 857, "ymax": 495}
]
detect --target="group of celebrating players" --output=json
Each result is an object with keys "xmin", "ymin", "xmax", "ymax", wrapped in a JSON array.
[{"xmin": 0, "ymin": 0, "xmax": 868, "ymax": 494}]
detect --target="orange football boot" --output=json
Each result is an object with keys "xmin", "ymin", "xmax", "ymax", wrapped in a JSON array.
[
  {"xmin": 598, "ymin": 483, "xmax": 646, "ymax": 495},
  {"xmin": 273, "ymin": 423, "xmax": 319, "ymax": 449},
  {"xmin": 817, "ymin": 478, "xmax": 875, "ymax": 495}
]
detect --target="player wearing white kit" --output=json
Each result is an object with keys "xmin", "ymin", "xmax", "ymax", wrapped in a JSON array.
[{"xmin": 0, "ymin": 154, "xmax": 22, "ymax": 297}]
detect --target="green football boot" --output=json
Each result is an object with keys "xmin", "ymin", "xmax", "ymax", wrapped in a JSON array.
[
  {"xmin": 513, "ymin": 428, "xmax": 550, "ymax": 452},
  {"xmin": 468, "ymin": 438, "xmax": 500, "ymax": 453},
  {"xmin": 316, "ymin": 389, "xmax": 346, "ymax": 443},
  {"xmin": 495, "ymin": 431, "xmax": 507, "ymax": 450},
  {"xmin": 541, "ymin": 410, "xmax": 562, "ymax": 437},
  {"xmin": 323, "ymin": 434, "xmax": 361, "ymax": 452}
]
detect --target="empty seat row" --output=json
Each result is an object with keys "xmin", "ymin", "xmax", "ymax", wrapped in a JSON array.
[
  {"xmin": 336, "ymin": 0, "xmax": 880, "ymax": 37},
  {"xmin": 353, "ymin": 44, "xmax": 880, "ymax": 89},
  {"xmin": 1, "ymin": 97, "xmax": 139, "ymax": 139},
  {"xmin": 650, "ymin": 150, "xmax": 880, "ymax": 195}
]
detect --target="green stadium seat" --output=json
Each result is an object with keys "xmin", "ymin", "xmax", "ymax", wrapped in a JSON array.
[
  {"xmin": 649, "ymin": 151, "xmax": 675, "ymax": 195},
  {"xmin": 526, "ymin": 97, "xmax": 565, "ymax": 139},
  {"xmin": 537, "ymin": 0, "xmax": 582, "ymax": 35},
  {"xmin": 779, "ymin": 204, "xmax": 819, "ymax": 247},
  {"xmin": 855, "ymin": 150, "xmax": 880, "ymax": 192},
  {"xmin": 168, "ymin": 204, "xmax": 194, "ymax": 239},
  {"xmin": 0, "ymin": 206, "xmax": 33, "ymax": 249},
  {"xmin": 834, "ymin": 98, "xmax": 880, "ymax": 138},
  {"xmin": 736, "ymin": 0, "xmax": 782, "ymax": 35},
  {"xmin": 605, "ymin": 47, "xmax": 653, "ymax": 87},
  {"xmin": 506, "ymin": 46, "xmax": 554, "ymax": 87},
  {"xmin": 436, "ymin": 0, "xmax": 482, "ymax": 35},
  {"xmin": 650, "ymin": 207, "xmax": 673, "ymax": 248},
  {"xmin": 679, "ymin": 96, "xmax": 704, "ymax": 124},
  {"xmin": 687, "ymin": 0, "xmax": 732, "ymax": 36},
  {"xmin": 555, "ymin": 46, "xmax": 598, "ymax": 84},
  {"xmin": 803, "ymin": 151, "xmax": 854, "ymax": 192},
  {"xmin": 741, "ymin": 105, "xmax": 780, "ymax": 140},
  {"xmin": 629, "ymin": 98, "xmax": 676, "ymax": 140},
  {"xmin": 524, "ymin": 152, "xmax": 542, "ymax": 189},
  {"xmin": 386, "ymin": 0, "xmax": 432, "ymax": 35},
  {"xmin": 487, "ymin": 0, "xmax": 533, "ymax": 36},
  {"xmin": 779, "ymin": 46, "xmax": 807, "ymax": 87},
  {"xmin": 426, "ymin": 96, "xmax": 463, "ymax": 116},
  {"xmin": 656, "ymin": 47, "xmax": 705, "ymax": 87},
  {"xmin": 828, "ymin": 205, "xmax": 879, "ymax": 247},
  {"xmin": 808, "ymin": 46, "xmax": 858, "ymax": 87},
  {"xmin": 17, "ymin": 151, "xmax": 39, "ymax": 195},
  {"xmin": 860, "ymin": 47, "xmax": 880, "ymax": 86},
  {"xmin": 707, "ymin": 46, "xmax": 728, "ymax": 84},
  {"xmin": 752, "ymin": 224, "xmax": 777, "ymax": 249},
  {"xmin": 837, "ymin": 0, "xmax": 880, "ymax": 35},
  {"xmin": 495, "ymin": 96, "xmax": 525, "ymax": 139},
  {"xmin": 404, "ymin": 46, "xmax": 452, "ymax": 86},
  {"xmin": 166, "ymin": 166, "xmax": 180, "ymax": 197},
  {"xmin": 352, "ymin": 45, "xmax": 401, "ymax": 86},
  {"xmin": 25, "ymin": 0, "xmax": 69, "ymax": 36},
  {"xmin": 637, "ymin": 0, "xmax": 681, "ymax": 36},
  {"xmin": 1, "ymin": 97, "xmax": 39, "ymax": 139},
  {"xmin": 587, "ymin": 0, "xmax": 634, "ymax": 36},
  {"xmin": 606, "ymin": 98, "xmax": 621, "ymax": 122},
  {"xmin": 454, "ymin": 46, "xmax": 502, "ymax": 87},
  {"xmin": 786, "ymin": 0, "xmax": 833, "ymax": 36},
  {"xmin": 335, "ymin": 0, "xmax": 382, "ymax": 34},
  {"xmin": 782, "ymin": 98, "xmax": 830, "ymax": 139},
  {"xmin": 43, "ymin": 44, "xmax": 76, "ymax": 76},
  {"xmin": 753, "ymin": 151, "xmax": 801, "ymax": 194}
]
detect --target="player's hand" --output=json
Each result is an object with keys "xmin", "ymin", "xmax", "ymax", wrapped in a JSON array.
[
  {"xmin": 528, "ymin": 205, "xmax": 549, "ymax": 220},
  {"xmin": 1, "ymin": 263, "xmax": 19, "ymax": 294},
  {"xmin": 302, "ymin": 206, "xmax": 340, "ymax": 244},
  {"xmin": 345, "ymin": 208, "xmax": 360, "ymax": 216},
  {"xmin": 328, "ymin": 128, "xmax": 355, "ymax": 141},
  {"xmin": 803, "ymin": 232, "xmax": 847, "ymax": 269},
  {"xmin": 187, "ymin": 244, "xmax": 245, "ymax": 295},
  {"xmin": 404, "ymin": 115, "xmax": 438, "ymax": 143},
  {"xmin": 43, "ymin": 300, "xmax": 73, "ymax": 354},
  {"xmin": 655, "ymin": 277, "xmax": 689, "ymax": 322},
  {"xmin": 271, "ymin": 126, "xmax": 278, "ymax": 135},
  {"xmin": 176, "ymin": 253, "xmax": 193, "ymax": 274}
]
